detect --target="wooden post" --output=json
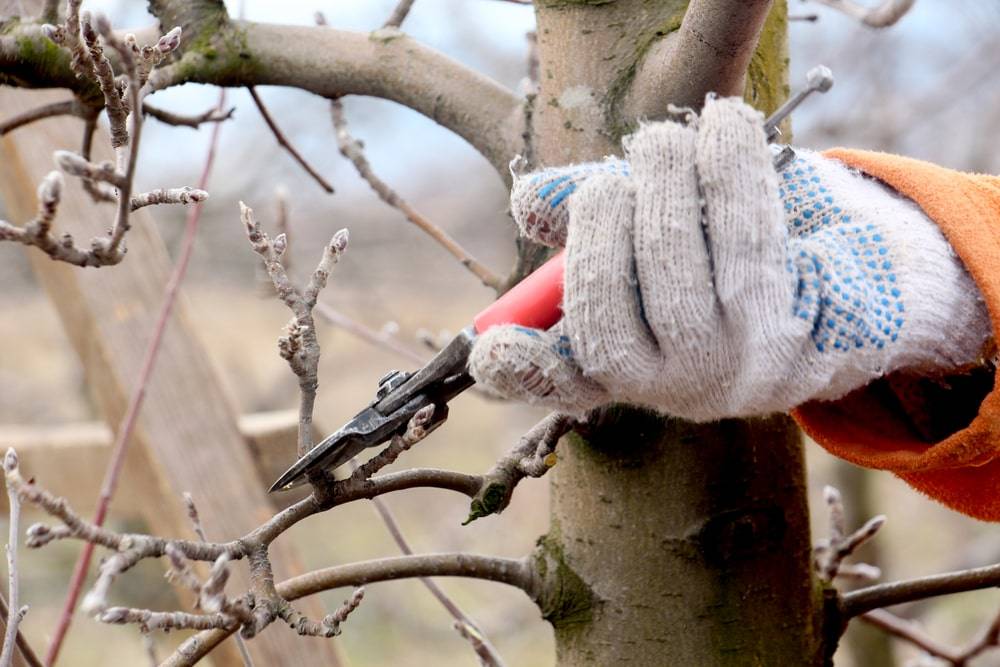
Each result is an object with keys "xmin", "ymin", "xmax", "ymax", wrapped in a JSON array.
[
  {"xmin": 0, "ymin": 410, "xmax": 313, "ymax": 515},
  {"xmin": 0, "ymin": 89, "xmax": 342, "ymax": 667}
]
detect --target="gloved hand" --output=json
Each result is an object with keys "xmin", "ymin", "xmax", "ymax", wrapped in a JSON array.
[{"xmin": 469, "ymin": 97, "xmax": 991, "ymax": 420}]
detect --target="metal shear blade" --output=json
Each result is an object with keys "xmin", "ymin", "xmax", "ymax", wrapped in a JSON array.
[{"xmin": 269, "ymin": 328, "xmax": 476, "ymax": 492}]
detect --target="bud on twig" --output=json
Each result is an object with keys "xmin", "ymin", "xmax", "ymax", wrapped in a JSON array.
[
  {"xmin": 157, "ymin": 26, "xmax": 182, "ymax": 54},
  {"xmin": 4, "ymin": 448, "xmax": 18, "ymax": 474},
  {"xmin": 37, "ymin": 171, "xmax": 63, "ymax": 207}
]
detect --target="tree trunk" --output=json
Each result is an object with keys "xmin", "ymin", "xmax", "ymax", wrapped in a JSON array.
[{"xmin": 530, "ymin": 2, "xmax": 827, "ymax": 663}]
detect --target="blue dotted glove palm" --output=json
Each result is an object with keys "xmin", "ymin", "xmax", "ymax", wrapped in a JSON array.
[{"xmin": 469, "ymin": 97, "xmax": 990, "ymax": 420}]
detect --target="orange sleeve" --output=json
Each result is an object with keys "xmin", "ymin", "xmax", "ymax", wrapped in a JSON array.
[{"xmin": 792, "ymin": 149, "xmax": 1000, "ymax": 521}]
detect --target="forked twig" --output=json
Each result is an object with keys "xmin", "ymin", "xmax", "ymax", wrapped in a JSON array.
[{"xmin": 814, "ymin": 486, "xmax": 885, "ymax": 584}]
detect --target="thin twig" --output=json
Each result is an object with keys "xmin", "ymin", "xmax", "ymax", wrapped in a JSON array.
[
  {"xmin": 956, "ymin": 608, "xmax": 1000, "ymax": 663},
  {"xmin": 130, "ymin": 186, "xmax": 208, "ymax": 211},
  {"xmin": 314, "ymin": 302, "xmax": 427, "ymax": 366},
  {"xmin": 330, "ymin": 98, "xmax": 502, "ymax": 291},
  {"xmin": 143, "ymin": 102, "xmax": 235, "ymax": 128},
  {"xmin": 141, "ymin": 633, "xmax": 158, "ymax": 666},
  {"xmin": 44, "ymin": 88, "xmax": 228, "ymax": 667},
  {"xmin": 0, "ymin": 99, "xmax": 79, "ymax": 135},
  {"xmin": 383, "ymin": 0, "xmax": 417, "ymax": 28},
  {"xmin": 182, "ymin": 494, "xmax": 254, "ymax": 667},
  {"xmin": 247, "ymin": 87, "xmax": 334, "ymax": 193},
  {"xmin": 0, "ymin": 450, "xmax": 27, "ymax": 667},
  {"xmin": 364, "ymin": 485, "xmax": 506, "ymax": 666},
  {"xmin": 0, "ymin": 595, "xmax": 40, "ymax": 667},
  {"xmin": 273, "ymin": 187, "xmax": 290, "ymax": 271},
  {"xmin": 860, "ymin": 605, "xmax": 1000, "ymax": 666},
  {"xmin": 78, "ymin": 111, "xmax": 117, "ymax": 204},
  {"xmin": 1, "ymin": 99, "xmax": 233, "ymax": 135},
  {"xmin": 9, "ymin": 463, "xmax": 479, "ymax": 565},
  {"xmin": 809, "ymin": 0, "xmax": 916, "ymax": 27},
  {"xmin": 166, "ymin": 553, "xmax": 536, "ymax": 666},
  {"xmin": 860, "ymin": 609, "xmax": 961, "ymax": 662}
]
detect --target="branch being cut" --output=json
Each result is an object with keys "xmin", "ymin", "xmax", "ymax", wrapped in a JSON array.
[
  {"xmin": 2, "ymin": 392, "xmax": 580, "ymax": 665},
  {"xmin": 2, "ymin": 422, "xmax": 529, "ymax": 666},
  {"xmin": 331, "ymin": 99, "xmax": 502, "ymax": 291},
  {"xmin": 624, "ymin": 0, "xmax": 776, "ymax": 119},
  {"xmin": 4, "ymin": 412, "xmax": 448, "ymax": 644},
  {"xmin": 809, "ymin": 0, "xmax": 916, "ymax": 28}
]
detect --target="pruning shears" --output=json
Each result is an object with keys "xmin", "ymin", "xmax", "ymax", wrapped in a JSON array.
[{"xmin": 268, "ymin": 66, "xmax": 835, "ymax": 493}]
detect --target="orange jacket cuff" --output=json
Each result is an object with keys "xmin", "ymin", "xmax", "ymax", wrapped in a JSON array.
[{"xmin": 793, "ymin": 149, "xmax": 1000, "ymax": 521}]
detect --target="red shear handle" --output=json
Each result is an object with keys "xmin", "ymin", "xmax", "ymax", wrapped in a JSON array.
[{"xmin": 473, "ymin": 251, "xmax": 565, "ymax": 334}]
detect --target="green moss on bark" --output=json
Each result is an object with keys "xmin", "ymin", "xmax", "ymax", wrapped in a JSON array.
[
  {"xmin": 1, "ymin": 31, "xmax": 100, "ymax": 103},
  {"xmin": 604, "ymin": 6, "xmax": 687, "ymax": 141},
  {"xmin": 532, "ymin": 532, "xmax": 594, "ymax": 628},
  {"xmin": 172, "ymin": 23, "xmax": 261, "ymax": 86},
  {"xmin": 15, "ymin": 34, "xmax": 68, "ymax": 77},
  {"xmin": 536, "ymin": 0, "xmax": 617, "ymax": 8},
  {"xmin": 744, "ymin": 1, "xmax": 790, "ymax": 116}
]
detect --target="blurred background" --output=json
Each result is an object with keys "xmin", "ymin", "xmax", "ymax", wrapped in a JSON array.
[{"xmin": 0, "ymin": 0, "xmax": 998, "ymax": 664}]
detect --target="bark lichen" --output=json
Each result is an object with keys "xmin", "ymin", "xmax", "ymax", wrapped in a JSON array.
[{"xmin": 531, "ymin": 531, "xmax": 594, "ymax": 628}]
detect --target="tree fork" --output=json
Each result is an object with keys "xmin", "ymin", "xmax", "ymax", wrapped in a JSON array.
[{"xmin": 531, "ymin": 1, "xmax": 827, "ymax": 664}]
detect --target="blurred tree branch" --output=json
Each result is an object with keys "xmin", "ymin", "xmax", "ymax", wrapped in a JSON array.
[
  {"xmin": 625, "ymin": 0, "xmax": 777, "ymax": 120},
  {"xmin": 330, "ymin": 99, "xmax": 502, "ymax": 291},
  {"xmin": 808, "ymin": 0, "xmax": 915, "ymax": 28}
]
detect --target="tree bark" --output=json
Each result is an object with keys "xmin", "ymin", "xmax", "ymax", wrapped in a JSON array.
[{"xmin": 531, "ymin": 1, "xmax": 826, "ymax": 664}]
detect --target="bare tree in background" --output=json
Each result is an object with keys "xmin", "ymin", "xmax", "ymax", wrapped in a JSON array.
[{"xmin": 0, "ymin": 0, "xmax": 999, "ymax": 665}]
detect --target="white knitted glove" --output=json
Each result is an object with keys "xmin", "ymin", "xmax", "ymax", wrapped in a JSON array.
[{"xmin": 469, "ymin": 97, "xmax": 991, "ymax": 420}]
